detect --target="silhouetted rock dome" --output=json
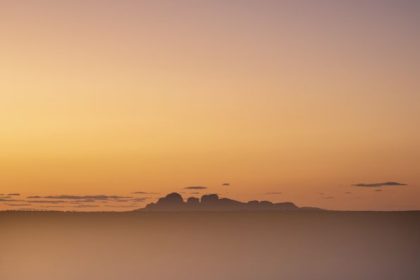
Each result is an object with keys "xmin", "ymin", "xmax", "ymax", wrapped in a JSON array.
[
  {"xmin": 201, "ymin": 194, "xmax": 219, "ymax": 204},
  {"xmin": 247, "ymin": 200, "xmax": 259, "ymax": 206},
  {"xmin": 274, "ymin": 202, "xmax": 298, "ymax": 210},
  {"xmin": 158, "ymin": 192, "xmax": 184, "ymax": 205},
  {"xmin": 187, "ymin": 197, "xmax": 199, "ymax": 205},
  {"xmin": 259, "ymin": 201, "xmax": 273, "ymax": 207}
]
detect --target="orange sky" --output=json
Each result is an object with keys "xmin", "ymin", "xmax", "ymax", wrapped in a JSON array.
[{"xmin": 0, "ymin": 1, "xmax": 419, "ymax": 211}]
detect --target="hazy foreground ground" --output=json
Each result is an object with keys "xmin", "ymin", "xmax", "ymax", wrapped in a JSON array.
[{"xmin": 1, "ymin": 211, "xmax": 420, "ymax": 280}]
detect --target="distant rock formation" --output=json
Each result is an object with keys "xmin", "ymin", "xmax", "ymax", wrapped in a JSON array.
[
  {"xmin": 139, "ymin": 193, "xmax": 317, "ymax": 212},
  {"xmin": 146, "ymin": 193, "xmax": 184, "ymax": 211}
]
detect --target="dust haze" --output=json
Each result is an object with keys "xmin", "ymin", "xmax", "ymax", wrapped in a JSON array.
[{"xmin": 1, "ymin": 211, "xmax": 419, "ymax": 280}]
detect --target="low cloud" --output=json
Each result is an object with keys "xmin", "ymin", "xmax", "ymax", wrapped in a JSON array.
[
  {"xmin": 265, "ymin": 192, "xmax": 282, "ymax": 195},
  {"xmin": 184, "ymin": 186, "xmax": 207, "ymax": 190},
  {"xmin": 32, "ymin": 195, "xmax": 132, "ymax": 201},
  {"xmin": 105, "ymin": 205, "xmax": 138, "ymax": 208},
  {"xmin": 353, "ymin": 182, "xmax": 407, "ymax": 188},
  {"xmin": 23, "ymin": 195, "xmax": 149, "ymax": 208},
  {"xmin": 5, "ymin": 203, "xmax": 31, "ymax": 207},
  {"xmin": 131, "ymin": 198, "xmax": 149, "ymax": 202},
  {"xmin": 0, "ymin": 198, "xmax": 21, "ymax": 202},
  {"xmin": 27, "ymin": 200, "xmax": 68, "ymax": 204},
  {"xmin": 73, "ymin": 204, "xmax": 100, "ymax": 208},
  {"xmin": 222, "ymin": 183, "xmax": 231, "ymax": 186},
  {"xmin": 48, "ymin": 195, "xmax": 130, "ymax": 200},
  {"xmin": 3, "ymin": 193, "xmax": 151, "ymax": 211},
  {"xmin": 132, "ymin": 191, "xmax": 159, "ymax": 195}
]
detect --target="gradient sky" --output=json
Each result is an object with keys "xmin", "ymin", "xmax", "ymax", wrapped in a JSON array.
[{"xmin": 1, "ymin": 0, "xmax": 419, "ymax": 211}]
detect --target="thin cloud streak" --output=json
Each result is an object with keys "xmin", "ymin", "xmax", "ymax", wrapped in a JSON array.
[
  {"xmin": 353, "ymin": 182, "xmax": 407, "ymax": 188},
  {"xmin": 132, "ymin": 191, "xmax": 159, "ymax": 195},
  {"xmin": 27, "ymin": 200, "xmax": 68, "ymax": 204},
  {"xmin": 184, "ymin": 186, "xmax": 208, "ymax": 190},
  {"xmin": 43, "ymin": 195, "xmax": 132, "ymax": 200}
]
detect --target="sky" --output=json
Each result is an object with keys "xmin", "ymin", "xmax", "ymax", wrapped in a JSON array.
[{"xmin": 0, "ymin": 0, "xmax": 419, "ymax": 211}]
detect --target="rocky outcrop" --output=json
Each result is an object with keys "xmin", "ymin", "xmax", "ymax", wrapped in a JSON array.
[
  {"xmin": 145, "ymin": 192, "xmax": 184, "ymax": 211},
  {"xmin": 186, "ymin": 197, "xmax": 200, "ymax": 206},
  {"xmin": 140, "ymin": 192, "xmax": 308, "ymax": 212}
]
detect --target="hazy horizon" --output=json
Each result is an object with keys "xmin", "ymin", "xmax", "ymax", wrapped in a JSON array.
[
  {"xmin": 1, "ymin": 189, "xmax": 419, "ymax": 212},
  {"xmin": 2, "ymin": 211, "xmax": 420, "ymax": 280}
]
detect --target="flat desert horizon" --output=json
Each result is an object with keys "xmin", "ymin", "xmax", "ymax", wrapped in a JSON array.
[{"xmin": 1, "ymin": 210, "xmax": 420, "ymax": 280}]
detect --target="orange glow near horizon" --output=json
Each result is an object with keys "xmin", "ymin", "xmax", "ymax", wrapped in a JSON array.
[{"xmin": 0, "ymin": 1, "xmax": 419, "ymax": 211}]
